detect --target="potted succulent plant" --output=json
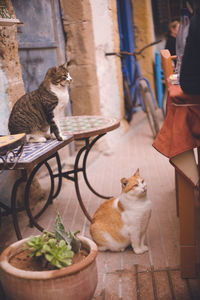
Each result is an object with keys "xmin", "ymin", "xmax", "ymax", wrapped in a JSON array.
[{"xmin": 0, "ymin": 213, "xmax": 98, "ymax": 300}]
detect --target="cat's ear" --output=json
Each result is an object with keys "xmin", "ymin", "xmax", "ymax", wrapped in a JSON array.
[
  {"xmin": 133, "ymin": 168, "xmax": 140, "ymax": 176},
  {"xmin": 45, "ymin": 66, "xmax": 57, "ymax": 78},
  {"xmin": 62, "ymin": 62, "xmax": 70, "ymax": 69},
  {"xmin": 121, "ymin": 178, "xmax": 128, "ymax": 188},
  {"xmin": 62, "ymin": 62, "xmax": 68, "ymax": 69}
]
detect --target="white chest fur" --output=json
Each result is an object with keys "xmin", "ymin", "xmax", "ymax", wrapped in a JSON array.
[
  {"xmin": 50, "ymin": 83, "xmax": 69, "ymax": 118},
  {"xmin": 119, "ymin": 194, "xmax": 152, "ymax": 226},
  {"xmin": 115, "ymin": 194, "xmax": 152, "ymax": 249}
]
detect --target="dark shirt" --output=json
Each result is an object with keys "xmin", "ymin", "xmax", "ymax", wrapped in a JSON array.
[
  {"xmin": 180, "ymin": 9, "xmax": 200, "ymax": 95},
  {"xmin": 165, "ymin": 34, "xmax": 176, "ymax": 55}
]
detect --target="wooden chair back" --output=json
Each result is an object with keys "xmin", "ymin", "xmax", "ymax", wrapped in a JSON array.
[{"xmin": 160, "ymin": 49, "xmax": 177, "ymax": 90}]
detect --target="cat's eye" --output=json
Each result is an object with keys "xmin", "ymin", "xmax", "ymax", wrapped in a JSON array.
[
  {"xmin": 121, "ymin": 178, "xmax": 128, "ymax": 187},
  {"xmin": 134, "ymin": 184, "xmax": 138, "ymax": 187},
  {"xmin": 141, "ymin": 180, "xmax": 144, "ymax": 183}
]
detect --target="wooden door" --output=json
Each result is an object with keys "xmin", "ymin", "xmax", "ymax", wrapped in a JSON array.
[{"xmin": 12, "ymin": 0, "xmax": 66, "ymax": 92}]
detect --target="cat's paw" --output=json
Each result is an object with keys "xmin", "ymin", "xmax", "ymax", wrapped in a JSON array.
[
  {"xmin": 98, "ymin": 246, "xmax": 108, "ymax": 251},
  {"xmin": 134, "ymin": 246, "xmax": 148, "ymax": 254},
  {"xmin": 120, "ymin": 248, "xmax": 126, "ymax": 252},
  {"xmin": 28, "ymin": 136, "xmax": 47, "ymax": 143},
  {"xmin": 56, "ymin": 135, "xmax": 63, "ymax": 141},
  {"xmin": 60, "ymin": 134, "xmax": 69, "ymax": 141},
  {"xmin": 45, "ymin": 133, "xmax": 55, "ymax": 140}
]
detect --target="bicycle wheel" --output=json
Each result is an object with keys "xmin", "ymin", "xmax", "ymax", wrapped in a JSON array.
[
  {"xmin": 123, "ymin": 77, "xmax": 133, "ymax": 123},
  {"xmin": 139, "ymin": 79, "xmax": 160, "ymax": 139}
]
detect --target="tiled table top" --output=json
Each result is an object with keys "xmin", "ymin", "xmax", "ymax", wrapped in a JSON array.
[
  {"xmin": 0, "ymin": 115, "xmax": 120, "ymax": 170},
  {"xmin": 59, "ymin": 115, "xmax": 120, "ymax": 139},
  {"xmin": 0, "ymin": 135, "xmax": 73, "ymax": 170},
  {"xmin": 0, "ymin": 133, "xmax": 26, "ymax": 155}
]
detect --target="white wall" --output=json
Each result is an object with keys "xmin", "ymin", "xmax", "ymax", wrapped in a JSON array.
[
  {"xmin": 89, "ymin": 0, "xmax": 121, "ymax": 119},
  {"xmin": 89, "ymin": 0, "xmax": 124, "ymax": 153}
]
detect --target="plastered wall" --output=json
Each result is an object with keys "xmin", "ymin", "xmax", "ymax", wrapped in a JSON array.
[
  {"xmin": 60, "ymin": 0, "xmax": 101, "ymax": 116},
  {"xmin": 0, "ymin": 1, "xmax": 45, "ymax": 206},
  {"xmin": 0, "ymin": 1, "xmax": 24, "ymax": 133},
  {"xmin": 89, "ymin": 0, "xmax": 122, "ymax": 119},
  {"xmin": 132, "ymin": 0, "xmax": 156, "ymax": 96}
]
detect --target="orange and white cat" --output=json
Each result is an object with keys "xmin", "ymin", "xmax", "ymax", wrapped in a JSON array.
[{"xmin": 90, "ymin": 169, "xmax": 152, "ymax": 254}]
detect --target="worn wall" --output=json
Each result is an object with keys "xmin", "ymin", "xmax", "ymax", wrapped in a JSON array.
[
  {"xmin": 0, "ymin": 0, "xmax": 44, "ymax": 206},
  {"xmin": 0, "ymin": 0, "xmax": 24, "ymax": 133},
  {"xmin": 89, "ymin": 0, "xmax": 122, "ymax": 119},
  {"xmin": 132, "ymin": 0, "xmax": 156, "ymax": 96},
  {"xmin": 0, "ymin": 0, "xmax": 25, "ymax": 205},
  {"xmin": 60, "ymin": 0, "xmax": 100, "ymax": 116},
  {"xmin": 60, "ymin": 0, "xmax": 125, "ymax": 152},
  {"xmin": 89, "ymin": 0, "xmax": 126, "ymax": 150}
]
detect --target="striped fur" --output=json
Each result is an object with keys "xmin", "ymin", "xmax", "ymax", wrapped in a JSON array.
[{"xmin": 8, "ymin": 63, "xmax": 71, "ymax": 142}]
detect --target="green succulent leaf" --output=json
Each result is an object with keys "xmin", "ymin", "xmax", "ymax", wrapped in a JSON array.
[
  {"xmin": 25, "ymin": 235, "xmax": 47, "ymax": 258},
  {"xmin": 25, "ymin": 212, "xmax": 80, "ymax": 269},
  {"xmin": 54, "ymin": 213, "xmax": 71, "ymax": 244},
  {"xmin": 68, "ymin": 230, "xmax": 81, "ymax": 253},
  {"xmin": 54, "ymin": 213, "xmax": 81, "ymax": 253}
]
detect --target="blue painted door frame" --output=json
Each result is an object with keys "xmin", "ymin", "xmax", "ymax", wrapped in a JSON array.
[
  {"xmin": 116, "ymin": 0, "xmax": 144, "ymax": 114},
  {"xmin": 117, "ymin": 0, "xmax": 135, "ymax": 85}
]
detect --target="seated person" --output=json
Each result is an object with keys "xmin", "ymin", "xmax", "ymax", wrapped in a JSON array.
[
  {"xmin": 165, "ymin": 20, "xmax": 180, "ymax": 56},
  {"xmin": 180, "ymin": 7, "xmax": 200, "ymax": 94}
]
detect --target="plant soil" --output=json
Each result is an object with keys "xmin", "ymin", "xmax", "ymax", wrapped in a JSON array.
[{"xmin": 9, "ymin": 248, "xmax": 89, "ymax": 271}]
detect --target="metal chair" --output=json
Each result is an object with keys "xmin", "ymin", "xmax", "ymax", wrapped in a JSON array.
[
  {"xmin": 160, "ymin": 49, "xmax": 177, "ymax": 115},
  {"xmin": 160, "ymin": 49, "xmax": 177, "ymax": 89}
]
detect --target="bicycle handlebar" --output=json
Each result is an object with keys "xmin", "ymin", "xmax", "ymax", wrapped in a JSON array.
[{"xmin": 105, "ymin": 40, "xmax": 162, "ymax": 57}]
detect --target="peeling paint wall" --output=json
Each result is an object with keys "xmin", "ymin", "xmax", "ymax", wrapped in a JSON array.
[
  {"xmin": 89, "ymin": 0, "xmax": 122, "ymax": 119},
  {"xmin": 0, "ymin": 66, "xmax": 9, "ymax": 134},
  {"xmin": 89, "ymin": 0, "xmax": 126, "ymax": 151},
  {"xmin": 0, "ymin": 1, "xmax": 44, "ymax": 206},
  {"xmin": 60, "ymin": 0, "xmax": 101, "ymax": 116},
  {"xmin": 0, "ymin": 6, "xmax": 25, "ymax": 110},
  {"xmin": 132, "ymin": 0, "xmax": 156, "ymax": 96}
]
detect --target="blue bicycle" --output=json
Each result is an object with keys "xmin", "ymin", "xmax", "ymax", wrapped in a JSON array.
[{"xmin": 106, "ymin": 41, "xmax": 161, "ymax": 138}]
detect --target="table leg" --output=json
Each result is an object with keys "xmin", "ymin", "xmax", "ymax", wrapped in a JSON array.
[
  {"xmin": 176, "ymin": 171, "xmax": 198, "ymax": 278},
  {"xmin": 61, "ymin": 134, "xmax": 112, "ymax": 222},
  {"xmin": 52, "ymin": 152, "xmax": 62, "ymax": 199},
  {"xmin": 11, "ymin": 170, "xmax": 27, "ymax": 240},
  {"xmin": 82, "ymin": 135, "xmax": 112, "ymax": 199},
  {"xmin": 24, "ymin": 158, "xmax": 55, "ymax": 233},
  {"xmin": 73, "ymin": 140, "xmax": 93, "ymax": 222},
  {"xmin": 170, "ymin": 150, "xmax": 200, "ymax": 278}
]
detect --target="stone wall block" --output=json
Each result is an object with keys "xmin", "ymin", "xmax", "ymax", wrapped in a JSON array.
[
  {"xmin": 61, "ymin": 0, "xmax": 100, "ymax": 116},
  {"xmin": 64, "ymin": 22, "xmax": 95, "ymax": 65},
  {"xmin": 0, "ymin": 25, "xmax": 24, "ymax": 107},
  {"xmin": 61, "ymin": 0, "xmax": 92, "ymax": 23},
  {"xmin": 70, "ymin": 85, "xmax": 100, "ymax": 116},
  {"xmin": 70, "ymin": 64, "xmax": 98, "ymax": 88}
]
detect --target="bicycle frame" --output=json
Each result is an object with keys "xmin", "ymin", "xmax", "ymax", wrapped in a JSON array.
[
  {"xmin": 121, "ymin": 55, "xmax": 157, "ymax": 113},
  {"xmin": 106, "ymin": 40, "xmax": 161, "ymax": 115}
]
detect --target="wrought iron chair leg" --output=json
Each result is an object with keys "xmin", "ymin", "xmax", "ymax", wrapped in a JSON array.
[
  {"xmin": 82, "ymin": 134, "xmax": 111, "ymax": 199},
  {"xmin": 11, "ymin": 170, "xmax": 27, "ymax": 240},
  {"xmin": 73, "ymin": 142, "xmax": 92, "ymax": 222},
  {"xmin": 52, "ymin": 152, "xmax": 62, "ymax": 199},
  {"xmin": 24, "ymin": 159, "xmax": 54, "ymax": 232}
]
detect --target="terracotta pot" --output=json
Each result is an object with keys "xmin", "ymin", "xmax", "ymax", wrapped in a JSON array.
[{"xmin": 0, "ymin": 236, "xmax": 98, "ymax": 300}]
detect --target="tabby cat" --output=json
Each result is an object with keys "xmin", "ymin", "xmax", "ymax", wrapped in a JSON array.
[
  {"xmin": 8, "ymin": 63, "xmax": 72, "ymax": 143},
  {"xmin": 90, "ymin": 169, "xmax": 152, "ymax": 254}
]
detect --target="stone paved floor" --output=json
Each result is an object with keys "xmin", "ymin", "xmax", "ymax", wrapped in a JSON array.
[{"xmin": 0, "ymin": 110, "xmax": 200, "ymax": 299}]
